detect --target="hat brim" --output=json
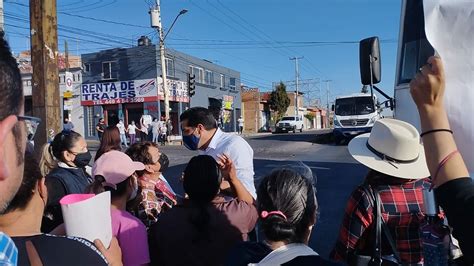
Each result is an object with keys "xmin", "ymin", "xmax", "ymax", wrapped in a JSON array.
[{"xmin": 348, "ymin": 133, "xmax": 430, "ymax": 179}]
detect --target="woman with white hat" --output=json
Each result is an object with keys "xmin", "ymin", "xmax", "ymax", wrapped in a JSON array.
[{"xmin": 330, "ymin": 118, "xmax": 431, "ymax": 265}]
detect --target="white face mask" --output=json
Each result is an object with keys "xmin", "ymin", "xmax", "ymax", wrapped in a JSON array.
[{"xmin": 128, "ymin": 177, "xmax": 139, "ymax": 202}]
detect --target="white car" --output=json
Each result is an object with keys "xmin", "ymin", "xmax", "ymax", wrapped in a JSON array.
[{"xmin": 275, "ymin": 116, "xmax": 304, "ymax": 133}]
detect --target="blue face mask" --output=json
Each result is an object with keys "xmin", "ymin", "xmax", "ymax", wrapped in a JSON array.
[{"xmin": 183, "ymin": 129, "xmax": 200, "ymax": 150}]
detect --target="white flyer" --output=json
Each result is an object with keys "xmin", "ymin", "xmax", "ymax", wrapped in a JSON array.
[
  {"xmin": 423, "ymin": 0, "xmax": 474, "ymax": 175},
  {"xmin": 60, "ymin": 192, "xmax": 112, "ymax": 248}
]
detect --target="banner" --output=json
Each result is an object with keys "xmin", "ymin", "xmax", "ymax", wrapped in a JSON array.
[
  {"xmin": 157, "ymin": 77, "xmax": 190, "ymax": 103},
  {"xmin": 81, "ymin": 79, "xmax": 158, "ymax": 106}
]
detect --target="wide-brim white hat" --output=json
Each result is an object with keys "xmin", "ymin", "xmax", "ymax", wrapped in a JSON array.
[{"xmin": 348, "ymin": 118, "xmax": 430, "ymax": 179}]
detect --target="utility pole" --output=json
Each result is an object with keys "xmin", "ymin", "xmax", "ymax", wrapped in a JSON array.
[
  {"xmin": 0, "ymin": 0, "xmax": 4, "ymax": 32},
  {"xmin": 150, "ymin": 0, "xmax": 170, "ymax": 121},
  {"xmin": 322, "ymin": 80, "xmax": 332, "ymax": 128},
  {"xmin": 30, "ymin": 0, "xmax": 61, "ymax": 157},
  {"xmin": 289, "ymin": 56, "xmax": 303, "ymax": 118},
  {"xmin": 65, "ymin": 40, "xmax": 69, "ymax": 71}
]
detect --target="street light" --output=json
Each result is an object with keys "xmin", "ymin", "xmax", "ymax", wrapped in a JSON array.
[
  {"xmin": 150, "ymin": 2, "xmax": 188, "ymax": 121},
  {"xmin": 163, "ymin": 9, "xmax": 188, "ymax": 41}
]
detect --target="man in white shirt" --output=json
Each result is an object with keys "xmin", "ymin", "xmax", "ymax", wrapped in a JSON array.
[
  {"xmin": 117, "ymin": 119, "xmax": 128, "ymax": 148},
  {"xmin": 180, "ymin": 107, "xmax": 256, "ymax": 198}
]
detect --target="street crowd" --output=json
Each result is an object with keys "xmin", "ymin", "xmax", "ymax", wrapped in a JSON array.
[{"xmin": 1, "ymin": 32, "xmax": 474, "ymax": 266}]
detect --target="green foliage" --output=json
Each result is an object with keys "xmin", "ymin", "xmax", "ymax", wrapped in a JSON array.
[
  {"xmin": 304, "ymin": 113, "xmax": 315, "ymax": 121},
  {"xmin": 269, "ymin": 82, "xmax": 290, "ymax": 121}
]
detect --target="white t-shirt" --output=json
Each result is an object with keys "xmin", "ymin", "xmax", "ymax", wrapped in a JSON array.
[
  {"xmin": 159, "ymin": 126, "xmax": 167, "ymax": 135},
  {"xmin": 117, "ymin": 123, "xmax": 126, "ymax": 134},
  {"xmin": 128, "ymin": 124, "xmax": 137, "ymax": 134},
  {"xmin": 238, "ymin": 118, "xmax": 244, "ymax": 127}
]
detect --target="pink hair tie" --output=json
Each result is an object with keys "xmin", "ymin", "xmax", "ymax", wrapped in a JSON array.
[{"xmin": 261, "ymin": 210, "xmax": 287, "ymax": 221}]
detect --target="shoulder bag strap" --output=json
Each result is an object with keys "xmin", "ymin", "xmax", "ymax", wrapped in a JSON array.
[
  {"xmin": 372, "ymin": 187, "xmax": 401, "ymax": 263},
  {"xmin": 372, "ymin": 186, "xmax": 382, "ymax": 265}
]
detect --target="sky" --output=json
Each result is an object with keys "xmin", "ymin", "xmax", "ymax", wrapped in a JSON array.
[{"xmin": 4, "ymin": 0, "xmax": 402, "ymax": 106}]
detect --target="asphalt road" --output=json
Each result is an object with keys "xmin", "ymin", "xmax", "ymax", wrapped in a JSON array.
[{"xmin": 89, "ymin": 129, "xmax": 367, "ymax": 260}]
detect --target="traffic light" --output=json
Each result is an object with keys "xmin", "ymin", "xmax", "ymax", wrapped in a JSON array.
[{"xmin": 188, "ymin": 74, "xmax": 196, "ymax": 97}]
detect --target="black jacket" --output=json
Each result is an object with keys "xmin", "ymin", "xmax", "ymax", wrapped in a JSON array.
[
  {"xmin": 42, "ymin": 166, "xmax": 91, "ymax": 233},
  {"xmin": 436, "ymin": 177, "xmax": 474, "ymax": 264}
]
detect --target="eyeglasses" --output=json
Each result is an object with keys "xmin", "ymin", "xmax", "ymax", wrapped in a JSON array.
[{"xmin": 17, "ymin": 115, "xmax": 41, "ymax": 141}]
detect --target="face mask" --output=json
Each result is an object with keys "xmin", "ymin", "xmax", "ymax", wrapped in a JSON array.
[
  {"xmin": 73, "ymin": 151, "xmax": 92, "ymax": 168},
  {"xmin": 158, "ymin": 153, "xmax": 169, "ymax": 173},
  {"xmin": 183, "ymin": 129, "xmax": 200, "ymax": 150},
  {"xmin": 128, "ymin": 177, "xmax": 139, "ymax": 201}
]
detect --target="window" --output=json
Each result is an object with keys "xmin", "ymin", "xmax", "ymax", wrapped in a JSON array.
[
  {"xmin": 205, "ymin": 70, "xmax": 214, "ymax": 85},
  {"xmin": 165, "ymin": 58, "xmax": 175, "ymax": 77},
  {"xmin": 397, "ymin": 0, "xmax": 434, "ymax": 85},
  {"xmin": 220, "ymin": 74, "xmax": 225, "ymax": 88},
  {"xmin": 189, "ymin": 65, "xmax": 204, "ymax": 83},
  {"xmin": 84, "ymin": 63, "xmax": 91, "ymax": 72},
  {"xmin": 73, "ymin": 74, "xmax": 76, "ymax": 82},
  {"xmin": 229, "ymin": 77, "xmax": 236, "ymax": 90},
  {"xmin": 102, "ymin": 61, "xmax": 117, "ymax": 80}
]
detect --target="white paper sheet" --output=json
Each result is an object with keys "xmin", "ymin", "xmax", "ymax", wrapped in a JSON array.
[
  {"xmin": 423, "ymin": 0, "xmax": 474, "ymax": 175},
  {"xmin": 60, "ymin": 192, "xmax": 112, "ymax": 248}
]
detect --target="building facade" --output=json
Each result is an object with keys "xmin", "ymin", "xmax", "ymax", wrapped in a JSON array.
[
  {"xmin": 17, "ymin": 51, "xmax": 85, "ymax": 136},
  {"xmin": 81, "ymin": 38, "xmax": 241, "ymax": 139}
]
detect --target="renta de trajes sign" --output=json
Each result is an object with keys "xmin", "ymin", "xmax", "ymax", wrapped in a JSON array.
[{"xmin": 81, "ymin": 78, "xmax": 189, "ymax": 106}]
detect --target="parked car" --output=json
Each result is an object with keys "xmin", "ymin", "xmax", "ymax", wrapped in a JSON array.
[{"xmin": 274, "ymin": 116, "xmax": 304, "ymax": 133}]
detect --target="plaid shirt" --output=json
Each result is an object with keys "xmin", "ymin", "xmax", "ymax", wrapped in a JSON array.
[
  {"xmin": 331, "ymin": 178, "xmax": 431, "ymax": 264},
  {"xmin": 0, "ymin": 232, "xmax": 17, "ymax": 266}
]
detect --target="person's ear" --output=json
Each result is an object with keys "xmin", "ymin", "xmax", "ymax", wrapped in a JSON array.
[
  {"xmin": 38, "ymin": 178, "xmax": 48, "ymax": 205},
  {"xmin": 0, "ymin": 115, "xmax": 18, "ymax": 180},
  {"xmin": 62, "ymin": 150, "xmax": 74, "ymax": 163}
]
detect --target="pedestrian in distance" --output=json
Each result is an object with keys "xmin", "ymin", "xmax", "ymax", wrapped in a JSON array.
[
  {"xmin": 159, "ymin": 123, "xmax": 167, "ymax": 146},
  {"xmin": 63, "ymin": 117, "xmax": 74, "ymax": 132},
  {"xmin": 117, "ymin": 119, "xmax": 128, "ymax": 148},
  {"xmin": 166, "ymin": 118, "xmax": 173, "ymax": 140},
  {"xmin": 95, "ymin": 125, "xmax": 122, "ymax": 161},
  {"xmin": 226, "ymin": 166, "xmax": 332, "ymax": 266},
  {"xmin": 151, "ymin": 118, "xmax": 160, "ymax": 144},
  {"xmin": 149, "ymin": 154, "xmax": 257, "ymax": 266},
  {"xmin": 127, "ymin": 121, "xmax": 138, "ymax": 145},
  {"xmin": 126, "ymin": 141, "xmax": 176, "ymax": 228},
  {"xmin": 89, "ymin": 150, "xmax": 150, "ymax": 266},
  {"xmin": 41, "ymin": 130, "xmax": 93, "ymax": 233},
  {"xmin": 410, "ymin": 56, "xmax": 474, "ymax": 263},
  {"xmin": 238, "ymin": 116, "xmax": 244, "ymax": 135},
  {"xmin": 330, "ymin": 118, "xmax": 431, "ymax": 265},
  {"xmin": 96, "ymin": 118, "xmax": 106, "ymax": 140},
  {"xmin": 180, "ymin": 107, "xmax": 257, "ymax": 199}
]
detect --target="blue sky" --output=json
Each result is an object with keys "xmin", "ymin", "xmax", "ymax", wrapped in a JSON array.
[{"xmin": 4, "ymin": 0, "xmax": 402, "ymax": 105}]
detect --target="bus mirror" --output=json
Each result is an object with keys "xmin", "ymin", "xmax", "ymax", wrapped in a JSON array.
[
  {"xmin": 359, "ymin": 36, "xmax": 381, "ymax": 85},
  {"xmin": 331, "ymin": 104, "xmax": 335, "ymax": 111}
]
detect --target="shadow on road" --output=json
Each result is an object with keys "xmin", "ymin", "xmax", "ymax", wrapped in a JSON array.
[{"xmin": 164, "ymin": 158, "xmax": 367, "ymax": 260}]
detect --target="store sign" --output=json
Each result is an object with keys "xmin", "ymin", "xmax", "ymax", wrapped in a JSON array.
[
  {"xmin": 80, "ymin": 79, "xmax": 158, "ymax": 106},
  {"xmin": 157, "ymin": 77, "xmax": 189, "ymax": 103},
  {"xmin": 65, "ymin": 72, "xmax": 73, "ymax": 91},
  {"xmin": 223, "ymin": 95, "xmax": 234, "ymax": 110},
  {"xmin": 64, "ymin": 99, "xmax": 74, "ymax": 111}
]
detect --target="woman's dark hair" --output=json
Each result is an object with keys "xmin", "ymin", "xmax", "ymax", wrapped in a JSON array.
[
  {"xmin": 257, "ymin": 168, "xmax": 318, "ymax": 243},
  {"xmin": 125, "ymin": 141, "xmax": 159, "ymax": 176},
  {"xmin": 48, "ymin": 130, "xmax": 83, "ymax": 163},
  {"xmin": 86, "ymin": 175, "xmax": 130, "ymax": 198},
  {"xmin": 183, "ymin": 155, "xmax": 222, "ymax": 243},
  {"xmin": 95, "ymin": 126, "xmax": 121, "ymax": 161},
  {"xmin": 5, "ymin": 152, "xmax": 43, "ymax": 213}
]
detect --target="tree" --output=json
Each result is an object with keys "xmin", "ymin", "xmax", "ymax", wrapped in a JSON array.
[{"xmin": 269, "ymin": 82, "xmax": 290, "ymax": 122}]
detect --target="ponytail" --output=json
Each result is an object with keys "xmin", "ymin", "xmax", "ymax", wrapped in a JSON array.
[
  {"xmin": 39, "ymin": 143, "xmax": 58, "ymax": 177},
  {"xmin": 190, "ymin": 202, "xmax": 211, "ymax": 244},
  {"xmin": 85, "ymin": 175, "xmax": 106, "ymax": 195}
]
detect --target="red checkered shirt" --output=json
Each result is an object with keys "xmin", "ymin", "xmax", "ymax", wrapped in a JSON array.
[{"xmin": 330, "ymin": 177, "xmax": 431, "ymax": 264}]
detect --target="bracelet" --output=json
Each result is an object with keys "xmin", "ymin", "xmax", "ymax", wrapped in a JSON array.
[
  {"xmin": 420, "ymin": 129, "xmax": 453, "ymax": 138},
  {"xmin": 430, "ymin": 150, "xmax": 459, "ymax": 190}
]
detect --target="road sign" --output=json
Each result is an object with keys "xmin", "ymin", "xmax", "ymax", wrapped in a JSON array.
[{"xmin": 65, "ymin": 71, "xmax": 73, "ymax": 91}]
